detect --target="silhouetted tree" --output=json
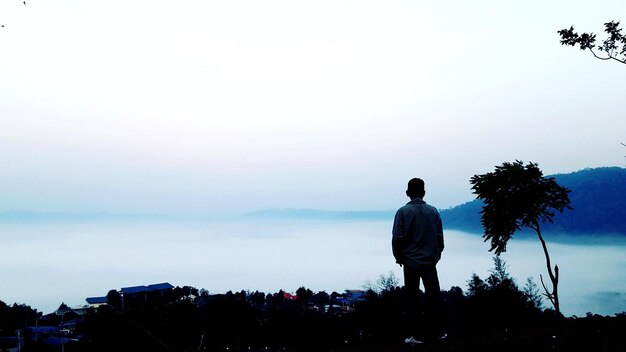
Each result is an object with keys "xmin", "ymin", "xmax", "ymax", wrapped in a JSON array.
[
  {"xmin": 312, "ymin": 291, "xmax": 330, "ymax": 312},
  {"xmin": 466, "ymin": 273, "xmax": 489, "ymax": 297},
  {"xmin": 0, "ymin": 301, "xmax": 39, "ymax": 334},
  {"xmin": 296, "ymin": 287, "xmax": 314, "ymax": 303},
  {"xmin": 470, "ymin": 161, "xmax": 571, "ymax": 314},
  {"xmin": 377, "ymin": 271, "xmax": 400, "ymax": 291},
  {"xmin": 486, "ymin": 256, "xmax": 516, "ymax": 290},
  {"xmin": 558, "ymin": 20, "xmax": 626, "ymax": 64},
  {"xmin": 523, "ymin": 277, "xmax": 544, "ymax": 310},
  {"xmin": 249, "ymin": 290, "xmax": 266, "ymax": 308},
  {"xmin": 106, "ymin": 289, "xmax": 122, "ymax": 309},
  {"xmin": 464, "ymin": 257, "xmax": 543, "ymax": 335},
  {"xmin": 362, "ymin": 271, "xmax": 400, "ymax": 293}
]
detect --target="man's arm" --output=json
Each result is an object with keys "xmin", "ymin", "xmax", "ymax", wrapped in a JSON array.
[
  {"xmin": 392, "ymin": 209, "xmax": 405, "ymax": 265},
  {"xmin": 437, "ymin": 214, "xmax": 444, "ymax": 252}
]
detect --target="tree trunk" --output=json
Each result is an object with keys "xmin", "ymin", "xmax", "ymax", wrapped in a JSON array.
[{"xmin": 535, "ymin": 221, "xmax": 560, "ymax": 314}]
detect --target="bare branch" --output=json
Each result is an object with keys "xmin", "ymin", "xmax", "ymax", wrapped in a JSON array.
[{"xmin": 540, "ymin": 274, "xmax": 555, "ymax": 307}]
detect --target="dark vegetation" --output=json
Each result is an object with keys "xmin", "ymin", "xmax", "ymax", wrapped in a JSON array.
[
  {"xmin": 1, "ymin": 258, "xmax": 624, "ymax": 352},
  {"xmin": 442, "ymin": 167, "xmax": 626, "ymax": 236}
]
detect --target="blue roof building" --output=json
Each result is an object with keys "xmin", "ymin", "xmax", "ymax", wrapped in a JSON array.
[
  {"xmin": 148, "ymin": 282, "xmax": 175, "ymax": 291},
  {"xmin": 85, "ymin": 296, "xmax": 108, "ymax": 306},
  {"xmin": 119, "ymin": 282, "xmax": 174, "ymax": 308},
  {"xmin": 120, "ymin": 282, "xmax": 174, "ymax": 294}
]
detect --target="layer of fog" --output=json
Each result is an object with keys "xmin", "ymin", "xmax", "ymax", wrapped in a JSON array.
[{"xmin": 1, "ymin": 220, "xmax": 624, "ymax": 316}]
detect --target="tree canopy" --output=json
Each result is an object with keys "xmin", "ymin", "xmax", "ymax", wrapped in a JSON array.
[{"xmin": 470, "ymin": 161, "xmax": 572, "ymax": 255}]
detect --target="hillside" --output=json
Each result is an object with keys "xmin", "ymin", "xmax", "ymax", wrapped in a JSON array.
[{"xmin": 441, "ymin": 167, "xmax": 626, "ymax": 236}]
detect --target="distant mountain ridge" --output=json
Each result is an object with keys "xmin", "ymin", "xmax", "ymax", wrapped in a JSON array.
[
  {"xmin": 4, "ymin": 167, "xmax": 624, "ymax": 237},
  {"xmin": 241, "ymin": 208, "xmax": 394, "ymax": 221},
  {"xmin": 440, "ymin": 167, "xmax": 626, "ymax": 236},
  {"xmin": 0, "ymin": 210, "xmax": 180, "ymax": 222}
]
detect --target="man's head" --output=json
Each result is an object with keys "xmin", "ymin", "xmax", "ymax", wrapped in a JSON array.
[{"xmin": 406, "ymin": 178, "xmax": 425, "ymax": 199}]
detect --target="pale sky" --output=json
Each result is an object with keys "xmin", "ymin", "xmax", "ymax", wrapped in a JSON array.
[{"xmin": 1, "ymin": 0, "xmax": 625, "ymax": 216}]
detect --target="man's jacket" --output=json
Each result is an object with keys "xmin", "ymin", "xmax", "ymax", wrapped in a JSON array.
[{"xmin": 392, "ymin": 198, "xmax": 444, "ymax": 268}]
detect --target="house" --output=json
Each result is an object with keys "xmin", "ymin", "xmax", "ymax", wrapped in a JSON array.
[
  {"xmin": 343, "ymin": 289, "xmax": 367, "ymax": 302},
  {"xmin": 85, "ymin": 296, "xmax": 108, "ymax": 308},
  {"xmin": 336, "ymin": 290, "xmax": 368, "ymax": 313},
  {"xmin": 148, "ymin": 282, "xmax": 175, "ymax": 291},
  {"xmin": 120, "ymin": 282, "xmax": 174, "ymax": 295},
  {"xmin": 119, "ymin": 282, "xmax": 175, "ymax": 308},
  {"xmin": 283, "ymin": 292, "xmax": 297, "ymax": 301}
]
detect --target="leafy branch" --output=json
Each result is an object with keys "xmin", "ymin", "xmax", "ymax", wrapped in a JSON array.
[{"xmin": 558, "ymin": 21, "xmax": 626, "ymax": 64}]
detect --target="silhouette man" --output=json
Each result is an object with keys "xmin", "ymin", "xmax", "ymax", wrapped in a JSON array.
[{"xmin": 392, "ymin": 178, "xmax": 445, "ymax": 344}]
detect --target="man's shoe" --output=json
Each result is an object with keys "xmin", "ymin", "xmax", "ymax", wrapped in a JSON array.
[
  {"xmin": 438, "ymin": 333, "xmax": 448, "ymax": 340},
  {"xmin": 404, "ymin": 336, "xmax": 424, "ymax": 345}
]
